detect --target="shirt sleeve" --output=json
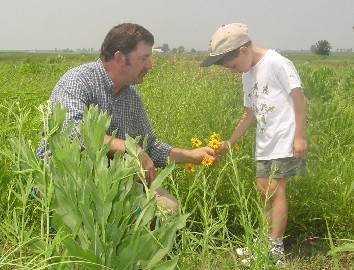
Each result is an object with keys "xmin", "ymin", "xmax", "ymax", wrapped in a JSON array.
[
  {"xmin": 276, "ymin": 60, "xmax": 302, "ymax": 93},
  {"xmin": 135, "ymin": 96, "xmax": 172, "ymax": 168},
  {"xmin": 36, "ymin": 73, "xmax": 89, "ymax": 159}
]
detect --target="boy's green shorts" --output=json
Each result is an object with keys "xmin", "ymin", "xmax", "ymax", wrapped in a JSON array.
[{"xmin": 256, "ymin": 157, "xmax": 306, "ymax": 179}]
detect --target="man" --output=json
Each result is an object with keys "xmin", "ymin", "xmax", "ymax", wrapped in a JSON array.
[{"xmin": 36, "ymin": 23, "xmax": 216, "ymax": 211}]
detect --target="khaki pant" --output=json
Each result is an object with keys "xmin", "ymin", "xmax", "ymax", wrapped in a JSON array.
[
  {"xmin": 256, "ymin": 157, "xmax": 306, "ymax": 178},
  {"xmin": 153, "ymin": 187, "xmax": 179, "ymax": 213}
]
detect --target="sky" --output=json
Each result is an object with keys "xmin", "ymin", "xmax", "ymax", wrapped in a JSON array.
[{"xmin": 1, "ymin": 0, "xmax": 353, "ymax": 52}]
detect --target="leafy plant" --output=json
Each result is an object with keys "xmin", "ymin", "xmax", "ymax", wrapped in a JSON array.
[{"xmin": 2, "ymin": 103, "xmax": 187, "ymax": 269}]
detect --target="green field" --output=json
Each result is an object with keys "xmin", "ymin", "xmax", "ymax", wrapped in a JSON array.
[{"xmin": 0, "ymin": 52, "xmax": 353, "ymax": 269}]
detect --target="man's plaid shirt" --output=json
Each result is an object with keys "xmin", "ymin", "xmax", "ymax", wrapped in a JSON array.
[{"xmin": 36, "ymin": 59, "xmax": 172, "ymax": 167}]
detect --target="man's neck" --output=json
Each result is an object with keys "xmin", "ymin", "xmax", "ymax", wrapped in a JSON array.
[{"xmin": 102, "ymin": 60, "xmax": 125, "ymax": 95}]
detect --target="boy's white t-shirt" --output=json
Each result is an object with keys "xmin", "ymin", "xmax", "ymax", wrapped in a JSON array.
[{"xmin": 242, "ymin": 49, "xmax": 302, "ymax": 160}]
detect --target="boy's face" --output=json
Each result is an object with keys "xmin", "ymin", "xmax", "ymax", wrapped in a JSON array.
[{"xmin": 221, "ymin": 46, "xmax": 252, "ymax": 73}]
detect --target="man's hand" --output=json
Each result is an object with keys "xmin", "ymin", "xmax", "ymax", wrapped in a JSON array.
[
  {"xmin": 169, "ymin": 146, "xmax": 218, "ymax": 165},
  {"xmin": 139, "ymin": 150, "xmax": 157, "ymax": 187},
  {"xmin": 185, "ymin": 146, "xmax": 217, "ymax": 164}
]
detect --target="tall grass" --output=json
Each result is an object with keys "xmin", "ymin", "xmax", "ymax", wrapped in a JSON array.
[{"xmin": 0, "ymin": 52, "xmax": 353, "ymax": 269}]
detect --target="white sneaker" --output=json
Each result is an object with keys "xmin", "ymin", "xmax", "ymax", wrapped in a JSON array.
[
  {"xmin": 240, "ymin": 255, "xmax": 257, "ymax": 268},
  {"xmin": 275, "ymin": 257, "xmax": 286, "ymax": 266},
  {"xmin": 236, "ymin": 234, "xmax": 270, "ymax": 256},
  {"xmin": 269, "ymin": 240, "xmax": 286, "ymax": 266},
  {"xmin": 236, "ymin": 246, "xmax": 250, "ymax": 256},
  {"xmin": 241, "ymin": 258, "xmax": 251, "ymax": 267}
]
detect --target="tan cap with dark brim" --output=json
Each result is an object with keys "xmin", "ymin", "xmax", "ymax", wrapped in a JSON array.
[{"xmin": 200, "ymin": 23, "xmax": 251, "ymax": 67}]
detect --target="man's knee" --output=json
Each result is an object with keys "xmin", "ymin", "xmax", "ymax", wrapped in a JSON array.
[{"xmin": 153, "ymin": 187, "xmax": 179, "ymax": 213}]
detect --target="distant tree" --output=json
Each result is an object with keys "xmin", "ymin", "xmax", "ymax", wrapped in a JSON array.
[
  {"xmin": 310, "ymin": 45, "xmax": 316, "ymax": 53},
  {"xmin": 177, "ymin": 46, "xmax": 185, "ymax": 54},
  {"xmin": 161, "ymin": 43, "xmax": 170, "ymax": 53},
  {"xmin": 171, "ymin": 48, "xmax": 177, "ymax": 53},
  {"xmin": 315, "ymin": 40, "xmax": 332, "ymax": 56},
  {"xmin": 190, "ymin": 48, "xmax": 196, "ymax": 54}
]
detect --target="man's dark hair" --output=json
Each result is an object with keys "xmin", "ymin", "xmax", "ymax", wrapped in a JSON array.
[
  {"xmin": 100, "ymin": 23, "xmax": 154, "ymax": 62},
  {"xmin": 215, "ymin": 40, "xmax": 253, "ymax": 65}
]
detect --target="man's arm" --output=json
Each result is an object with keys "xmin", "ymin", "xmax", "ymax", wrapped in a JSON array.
[
  {"xmin": 104, "ymin": 135, "xmax": 156, "ymax": 186},
  {"xmin": 290, "ymin": 87, "xmax": 308, "ymax": 158},
  {"xmin": 104, "ymin": 135, "xmax": 126, "ymax": 158},
  {"xmin": 168, "ymin": 147, "xmax": 216, "ymax": 164}
]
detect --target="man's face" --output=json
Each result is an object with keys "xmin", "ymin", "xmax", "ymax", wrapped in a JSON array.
[{"xmin": 123, "ymin": 41, "xmax": 153, "ymax": 85}]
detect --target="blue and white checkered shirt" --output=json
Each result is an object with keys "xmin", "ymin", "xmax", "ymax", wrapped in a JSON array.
[{"xmin": 36, "ymin": 59, "xmax": 172, "ymax": 168}]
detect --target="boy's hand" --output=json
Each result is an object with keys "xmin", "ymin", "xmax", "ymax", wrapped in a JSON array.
[
  {"xmin": 293, "ymin": 137, "xmax": 308, "ymax": 159},
  {"xmin": 215, "ymin": 141, "xmax": 229, "ymax": 155}
]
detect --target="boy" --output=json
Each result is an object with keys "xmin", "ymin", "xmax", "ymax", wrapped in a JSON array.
[{"xmin": 200, "ymin": 23, "xmax": 308, "ymax": 265}]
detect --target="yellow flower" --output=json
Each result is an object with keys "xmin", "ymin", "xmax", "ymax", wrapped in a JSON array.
[
  {"xmin": 201, "ymin": 156, "xmax": 213, "ymax": 167},
  {"xmin": 209, "ymin": 132, "xmax": 220, "ymax": 141},
  {"xmin": 208, "ymin": 139, "xmax": 221, "ymax": 149},
  {"xmin": 191, "ymin": 137, "xmax": 202, "ymax": 147},
  {"xmin": 185, "ymin": 163, "xmax": 196, "ymax": 173},
  {"xmin": 234, "ymin": 143, "xmax": 241, "ymax": 151}
]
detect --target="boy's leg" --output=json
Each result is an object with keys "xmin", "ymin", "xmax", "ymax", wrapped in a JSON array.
[
  {"xmin": 255, "ymin": 157, "xmax": 305, "ymax": 265},
  {"xmin": 257, "ymin": 177, "xmax": 287, "ymax": 265},
  {"xmin": 257, "ymin": 177, "xmax": 288, "ymax": 240}
]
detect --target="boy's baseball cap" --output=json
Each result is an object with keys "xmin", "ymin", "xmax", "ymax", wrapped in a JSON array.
[{"xmin": 200, "ymin": 23, "xmax": 251, "ymax": 67}]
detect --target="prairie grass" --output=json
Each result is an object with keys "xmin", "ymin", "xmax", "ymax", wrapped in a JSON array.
[{"xmin": 0, "ymin": 52, "xmax": 353, "ymax": 269}]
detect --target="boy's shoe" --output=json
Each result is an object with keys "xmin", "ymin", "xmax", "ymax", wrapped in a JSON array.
[
  {"xmin": 240, "ymin": 255, "xmax": 257, "ymax": 268},
  {"xmin": 275, "ymin": 257, "xmax": 286, "ymax": 266},
  {"xmin": 241, "ymin": 254, "xmax": 285, "ymax": 268},
  {"xmin": 236, "ymin": 235, "xmax": 270, "ymax": 256},
  {"xmin": 240, "ymin": 258, "xmax": 251, "ymax": 268},
  {"xmin": 269, "ymin": 240, "xmax": 286, "ymax": 266},
  {"xmin": 236, "ymin": 246, "xmax": 250, "ymax": 256},
  {"xmin": 237, "ymin": 238, "xmax": 286, "ymax": 267}
]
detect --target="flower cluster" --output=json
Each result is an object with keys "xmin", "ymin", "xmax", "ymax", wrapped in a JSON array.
[
  {"xmin": 185, "ymin": 132, "xmax": 241, "ymax": 173},
  {"xmin": 234, "ymin": 143, "xmax": 241, "ymax": 151},
  {"xmin": 185, "ymin": 132, "xmax": 220, "ymax": 172},
  {"xmin": 191, "ymin": 132, "xmax": 222, "ymax": 150},
  {"xmin": 207, "ymin": 132, "xmax": 222, "ymax": 149},
  {"xmin": 191, "ymin": 137, "xmax": 202, "ymax": 148},
  {"xmin": 185, "ymin": 163, "xmax": 196, "ymax": 173}
]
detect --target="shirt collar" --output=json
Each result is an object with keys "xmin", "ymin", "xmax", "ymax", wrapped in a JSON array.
[{"xmin": 96, "ymin": 59, "xmax": 114, "ymax": 93}]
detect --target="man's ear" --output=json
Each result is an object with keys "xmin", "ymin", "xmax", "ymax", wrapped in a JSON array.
[{"xmin": 114, "ymin": 51, "xmax": 126, "ymax": 66}]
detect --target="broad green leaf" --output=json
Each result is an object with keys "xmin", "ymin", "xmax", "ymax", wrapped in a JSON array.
[
  {"xmin": 116, "ymin": 233, "xmax": 140, "ymax": 269},
  {"xmin": 63, "ymin": 237, "xmax": 98, "ymax": 264},
  {"xmin": 148, "ymin": 256, "xmax": 178, "ymax": 270},
  {"xmin": 134, "ymin": 200, "xmax": 156, "ymax": 229},
  {"xmin": 150, "ymin": 162, "xmax": 175, "ymax": 194},
  {"xmin": 79, "ymin": 201, "xmax": 95, "ymax": 239},
  {"xmin": 328, "ymin": 243, "xmax": 354, "ymax": 254}
]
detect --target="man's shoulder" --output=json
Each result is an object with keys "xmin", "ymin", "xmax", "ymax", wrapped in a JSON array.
[
  {"xmin": 66, "ymin": 61, "xmax": 98, "ymax": 76},
  {"xmin": 58, "ymin": 61, "xmax": 105, "ymax": 87}
]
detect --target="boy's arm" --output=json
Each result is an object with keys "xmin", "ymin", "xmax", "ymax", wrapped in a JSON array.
[
  {"xmin": 290, "ymin": 88, "xmax": 308, "ymax": 158},
  {"xmin": 217, "ymin": 107, "xmax": 255, "ymax": 154}
]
